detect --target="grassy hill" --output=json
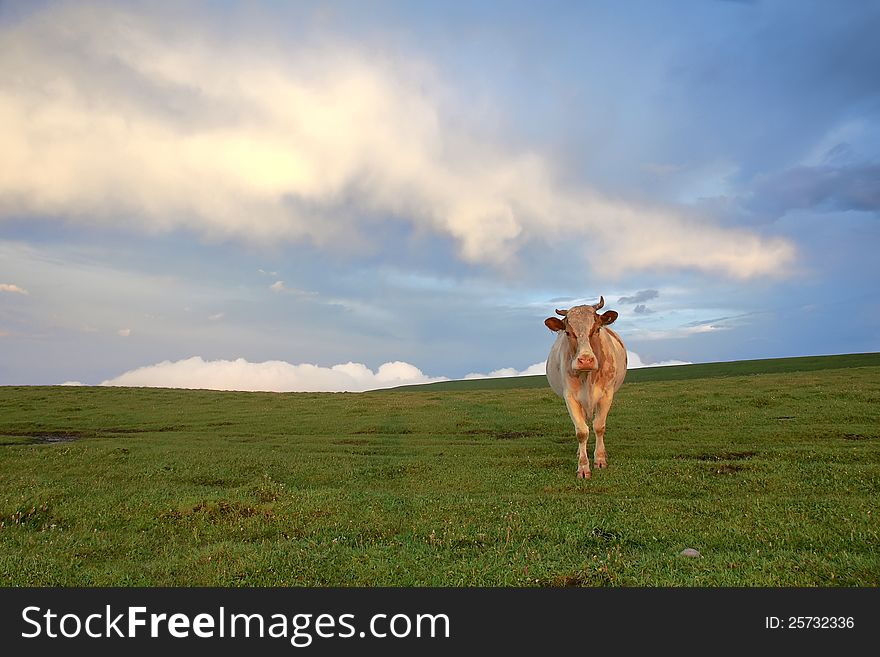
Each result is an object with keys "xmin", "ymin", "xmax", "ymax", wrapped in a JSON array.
[
  {"xmin": 1, "ymin": 352, "xmax": 878, "ymax": 586},
  {"xmin": 390, "ymin": 352, "xmax": 880, "ymax": 391}
]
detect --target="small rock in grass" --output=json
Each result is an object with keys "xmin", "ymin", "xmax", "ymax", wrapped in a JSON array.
[{"xmin": 680, "ymin": 548, "xmax": 701, "ymax": 558}]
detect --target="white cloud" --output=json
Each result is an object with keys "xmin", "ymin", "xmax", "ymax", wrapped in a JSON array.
[
  {"xmin": 627, "ymin": 351, "xmax": 691, "ymax": 368},
  {"xmin": 684, "ymin": 324, "xmax": 719, "ymax": 335},
  {"xmin": 0, "ymin": 283, "xmax": 28, "ymax": 295},
  {"xmin": 0, "ymin": 2, "xmax": 794, "ymax": 279},
  {"xmin": 60, "ymin": 380, "xmax": 85, "ymax": 386},
  {"xmin": 270, "ymin": 280, "xmax": 318, "ymax": 298},
  {"xmin": 100, "ymin": 356, "xmax": 448, "ymax": 392},
  {"xmin": 629, "ymin": 322, "xmax": 733, "ymax": 341},
  {"xmin": 117, "ymin": 328, "xmax": 131, "ymax": 337},
  {"xmin": 208, "ymin": 312, "xmax": 224, "ymax": 321},
  {"xmin": 80, "ymin": 352, "xmax": 694, "ymax": 391},
  {"xmin": 464, "ymin": 361, "xmax": 546, "ymax": 379}
]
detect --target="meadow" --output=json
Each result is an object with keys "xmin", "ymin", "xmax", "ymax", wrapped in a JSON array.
[{"xmin": 1, "ymin": 354, "xmax": 878, "ymax": 586}]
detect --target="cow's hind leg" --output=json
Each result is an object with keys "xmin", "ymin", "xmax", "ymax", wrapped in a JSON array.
[
  {"xmin": 592, "ymin": 392, "xmax": 614, "ymax": 469},
  {"xmin": 564, "ymin": 392, "xmax": 591, "ymax": 479}
]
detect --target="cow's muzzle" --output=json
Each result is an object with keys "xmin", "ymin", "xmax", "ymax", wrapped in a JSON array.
[{"xmin": 573, "ymin": 355, "xmax": 597, "ymax": 371}]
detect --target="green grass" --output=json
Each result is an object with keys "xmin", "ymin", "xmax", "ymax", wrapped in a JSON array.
[{"xmin": 1, "ymin": 354, "xmax": 878, "ymax": 586}]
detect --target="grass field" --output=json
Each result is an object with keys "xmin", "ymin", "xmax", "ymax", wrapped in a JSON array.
[{"xmin": 1, "ymin": 354, "xmax": 878, "ymax": 586}]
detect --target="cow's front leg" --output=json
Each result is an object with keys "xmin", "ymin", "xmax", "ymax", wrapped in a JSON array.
[
  {"xmin": 592, "ymin": 392, "xmax": 614, "ymax": 469},
  {"xmin": 564, "ymin": 392, "xmax": 591, "ymax": 479}
]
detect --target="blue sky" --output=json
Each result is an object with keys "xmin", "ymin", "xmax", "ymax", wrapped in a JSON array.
[{"xmin": 1, "ymin": 0, "xmax": 878, "ymax": 390}]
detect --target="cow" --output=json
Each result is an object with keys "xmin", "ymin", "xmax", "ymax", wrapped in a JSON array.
[{"xmin": 544, "ymin": 296, "xmax": 627, "ymax": 479}]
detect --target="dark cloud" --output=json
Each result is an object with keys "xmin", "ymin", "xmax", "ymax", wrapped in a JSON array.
[
  {"xmin": 664, "ymin": 3, "xmax": 880, "ymax": 178},
  {"xmin": 697, "ymin": 152, "xmax": 880, "ymax": 227},
  {"xmin": 745, "ymin": 162, "xmax": 880, "ymax": 219},
  {"xmin": 633, "ymin": 304, "xmax": 654, "ymax": 314},
  {"xmin": 618, "ymin": 289, "xmax": 659, "ymax": 304}
]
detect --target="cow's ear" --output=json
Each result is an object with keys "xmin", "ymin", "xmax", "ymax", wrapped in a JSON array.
[
  {"xmin": 544, "ymin": 317, "xmax": 565, "ymax": 332},
  {"xmin": 599, "ymin": 310, "xmax": 618, "ymax": 326}
]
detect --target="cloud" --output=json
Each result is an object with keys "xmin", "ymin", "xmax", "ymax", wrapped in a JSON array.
[
  {"xmin": 630, "ymin": 324, "xmax": 727, "ymax": 341},
  {"xmin": 745, "ymin": 162, "xmax": 880, "ymax": 219},
  {"xmin": 270, "ymin": 280, "xmax": 318, "ymax": 297},
  {"xmin": 464, "ymin": 361, "xmax": 546, "ymax": 380},
  {"xmin": 618, "ymin": 289, "xmax": 659, "ymax": 304},
  {"xmin": 0, "ymin": 2, "xmax": 794, "ymax": 279},
  {"xmin": 0, "ymin": 283, "xmax": 28, "ymax": 295},
  {"xmin": 632, "ymin": 304, "xmax": 654, "ymax": 315},
  {"xmin": 100, "ymin": 356, "xmax": 448, "ymax": 392},
  {"xmin": 65, "ymin": 351, "xmax": 697, "ymax": 389},
  {"xmin": 208, "ymin": 312, "xmax": 224, "ymax": 321},
  {"xmin": 100, "ymin": 356, "xmax": 553, "ymax": 390},
  {"xmin": 702, "ymin": 159, "xmax": 880, "ymax": 225},
  {"xmin": 642, "ymin": 162, "xmax": 683, "ymax": 176},
  {"xmin": 117, "ymin": 328, "xmax": 131, "ymax": 337},
  {"xmin": 627, "ymin": 351, "xmax": 691, "ymax": 368}
]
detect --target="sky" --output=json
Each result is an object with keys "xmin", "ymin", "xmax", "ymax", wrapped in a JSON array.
[{"xmin": 1, "ymin": 0, "xmax": 878, "ymax": 391}]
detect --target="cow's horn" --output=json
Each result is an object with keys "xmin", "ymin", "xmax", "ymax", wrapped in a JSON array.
[
  {"xmin": 555, "ymin": 308, "xmax": 568, "ymax": 316},
  {"xmin": 593, "ymin": 296, "xmax": 605, "ymax": 310}
]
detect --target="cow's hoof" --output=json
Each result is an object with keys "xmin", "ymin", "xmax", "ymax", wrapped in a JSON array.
[
  {"xmin": 576, "ymin": 467, "xmax": 591, "ymax": 479},
  {"xmin": 594, "ymin": 458, "xmax": 608, "ymax": 469}
]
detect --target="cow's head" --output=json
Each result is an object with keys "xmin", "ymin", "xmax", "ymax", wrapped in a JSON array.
[{"xmin": 544, "ymin": 296, "xmax": 618, "ymax": 372}]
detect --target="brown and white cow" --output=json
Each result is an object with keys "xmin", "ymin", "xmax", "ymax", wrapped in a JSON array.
[{"xmin": 544, "ymin": 296, "xmax": 627, "ymax": 479}]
